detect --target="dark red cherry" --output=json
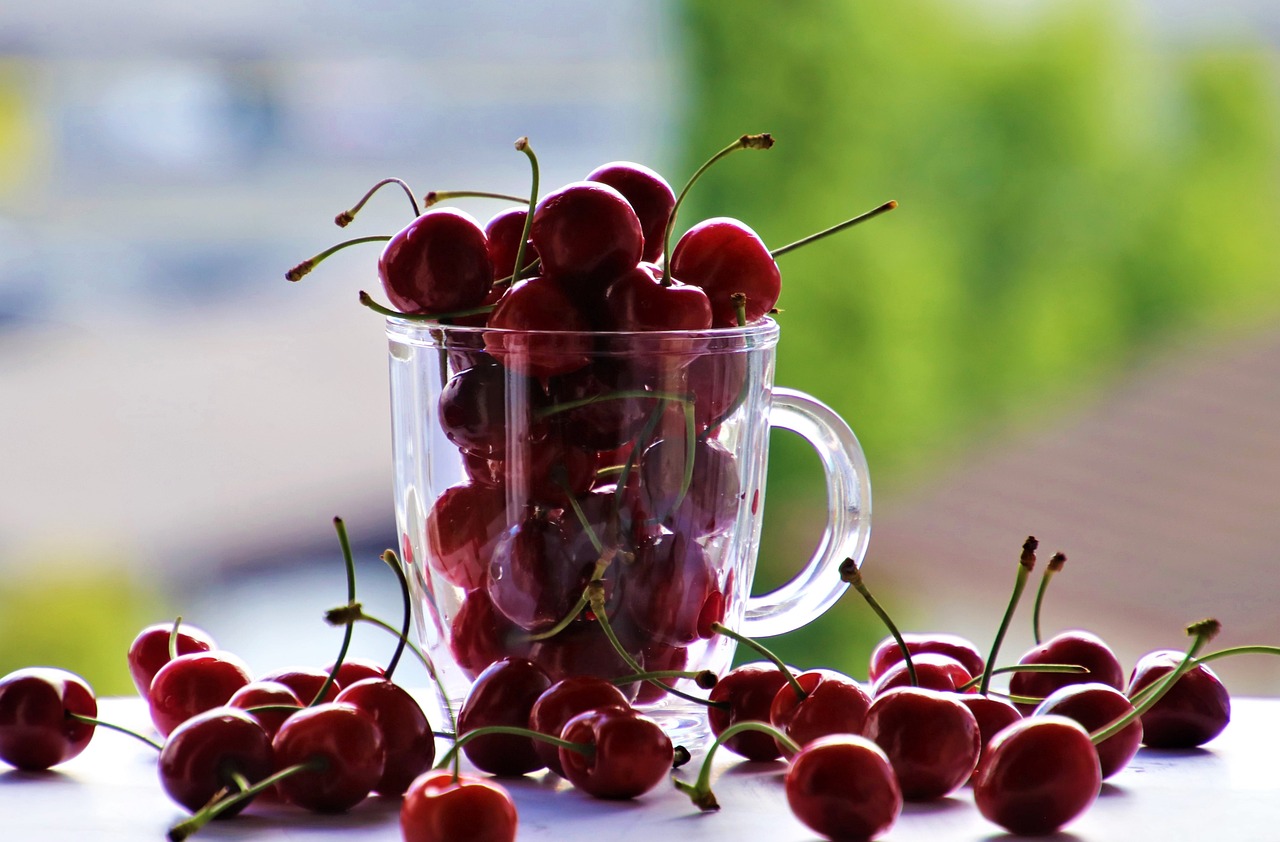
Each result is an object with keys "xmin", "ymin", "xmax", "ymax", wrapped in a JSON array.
[
  {"xmin": 670, "ymin": 217, "xmax": 781, "ymax": 327},
  {"xmin": 637, "ymin": 435, "xmax": 740, "ymax": 539},
  {"xmin": 487, "ymin": 512, "xmax": 595, "ymax": 634},
  {"xmin": 450, "ymin": 589, "xmax": 531, "ymax": 679},
  {"xmin": 506, "ymin": 434, "xmax": 599, "ymax": 508},
  {"xmin": 973, "ymin": 715, "xmax": 1101, "ymax": 835},
  {"xmin": 158, "ymin": 706, "xmax": 273, "ymax": 815},
  {"xmin": 438, "ymin": 362, "xmax": 517, "ymax": 460},
  {"xmin": 633, "ymin": 643, "xmax": 688, "ymax": 705},
  {"xmin": 484, "ymin": 207, "xmax": 538, "ymax": 281},
  {"xmin": 682, "ymin": 349, "xmax": 748, "ymax": 431},
  {"xmin": 621, "ymin": 530, "xmax": 720, "ymax": 647},
  {"xmin": 127, "ymin": 621, "xmax": 217, "ymax": 698},
  {"xmin": 527, "ymin": 622, "xmax": 642, "ymax": 700},
  {"xmin": 544, "ymin": 361, "xmax": 657, "ymax": 452},
  {"xmin": 272, "ymin": 702, "xmax": 386, "ymax": 813},
  {"xmin": 1127, "ymin": 649, "xmax": 1231, "ymax": 748},
  {"xmin": 558, "ymin": 705, "xmax": 673, "ymax": 799},
  {"xmin": 707, "ymin": 662, "xmax": 796, "ymax": 762},
  {"xmin": 785, "ymin": 735, "xmax": 902, "ymax": 842},
  {"xmin": 585, "ymin": 161, "xmax": 675, "ymax": 263},
  {"xmin": 769, "ymin": 668, "xmax": 872, "ymax": 750},
  {"xmin": 257, "ymin": 666, "xmax": 341, "ymax": 706},
  {"xmin": 956, "ymin": 694, "xmax": 1022, "ymax": 772},
  {"xmin": 862, "ymin": 686, "xmax": 981, "ymax": 801},
  {"xmin": 0, "ymin": 667, "xmax": 97, "ymax": 771},
  {"xmin": 456, "ymin": 657, "xmax": 552, "ymax": 776},
  {"xmin": 867, "ymin": 632, "xmax": 985, "ymax": 684},
  {"xmin": 149, "ymin": 650, "xmax": 252, "ymax": 737},
  {"xmin": 1035, "ymin": 683, "xmax": 1141, "ymax": 780},
  {"xmin": 327, "ymin": 657, "xmax": 387, "ymax": 688},
  {"xmin": 870, "ymin": 652, "xmax": 974, "ymax": 696},
  {"xmin": 485, "ymin": 276, "xmax": 593, "ymax": 379},
  {"xmin": 335, "ymin": 678, "xmax": 435, "ymax": 797},
  {"xmin": 379, "ymin": 208, "xmax": 494, "ymax": 315},
  {"xmin": 227, "ymin": 680, "xmax": 302, "ymax": 739},
  {"xmin": 602, "ymin": 264, "xmax": 713, "ymax": 332},
  {"xmin": 528, "ymin": 676, "xmax": 632, "ymax": 778},
  {"xmin": 426, "ymin": 482, "xmax": 508, "ymax": 591},
  {"xmin": 401, "ymin": 771, "xmax": 518, "ymax": 842},
  {"xmin": 529, "ymin": 181, "xmax": 643, "ymax": 289},
  {"xmin": 1009, "ymin": 629, "xmax": 1125, "ymax": 713}
]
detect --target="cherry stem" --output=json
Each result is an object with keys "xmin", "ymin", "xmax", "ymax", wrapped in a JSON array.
[
  {"xmin": 436, "ymin": 724, "xmax": 593, "ymax": 773},
  {"xmin": 612, "ymin": 397, "xmax": 668, "ymax": 517},
  {"xmin": 709, "ymin": 621, "xmax": 806, "ymax": 700},
  {"xmin": 955, "ymin": 663, "xmax": 1088, "ymax": 692},
  {"xmin": 978, "ymin": 536, "xmax": 1038, "ymax": 696},
  {"xmin": 168, "ymin": 615, "xmax": 183, "ymax": 662},
  {"xmin": 768, "ymin": 200, "xmax": 897, "ymax": 259},
  {"xmin": 66, "ymin": 712, "xmax": 163, "ymax": 751},
  {"xmin": 167, "ymin": 760, "xmax": 321, "ymax": 841},
  {"xmin": 357, "ymin": 290, "xmax": 497, "ymax": 322},
  {"xmin": 285, "ymin": 235, "xmax": 390, "ymax": 282},
  {"xmin": 379, "ymin": 549, "xmax": 412, "ymax": 680},
  {"xmin": 614, "ymin": 669, "xmax": 718, "ymax": 690},
  {"xmin": 839, "ymin": 558, "xmax": 916, "ymax": 688},
  {"xmin": 1195, "ymin": 644, "xmax": 1280, "ymax": 664},
  {"xmin": 310, "ymin": 516, "xmax": 358, "ymax": 707},
  {"xmin": 335, "ymin": 177, "xmax": 420, "ymax": 227},
  {"xmin": 537, "ymin": 388, "xmax": 689, "ymax": 420},
  {"xmin": 510, "ymin": 137, "xmax": 539, "ymax": 288},
  {"xmin": 1031, "ymin": 551, "xmax": 1067, "ymax": 645},
  {"xmin": 1092, "ymin": 618, "xmax": 1220, "ymax": 745},
  {"xmin": 423, "ymin": 189, "xmax": 527, "ymax": 208},
  {"xmin": 673, "ymin": 720, "xmax": 800, "ymax": 812},
  {"xmin": 661, "ymin": 133, "xmax": 775, "ymax": 286}
]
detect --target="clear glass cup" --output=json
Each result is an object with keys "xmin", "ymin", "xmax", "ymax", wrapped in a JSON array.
[{"xmin": 386, "ymin": 317, "xmax": 870, "ymax": 739}]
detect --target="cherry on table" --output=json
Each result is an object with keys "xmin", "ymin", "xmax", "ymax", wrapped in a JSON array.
[
  {"xmin": 1034, "ymin": 682, "xmax": 1142, "ymax": 779},
  {"xmin": 257, "ymin": 666, "xmax": 342, "ymax": 706},
  {"xmin": 227, "ymin": 680, "xmax": 303, "ymax": 739},
  {"xmin": 870, "ymin": 652, "xmax": 973, "ymax": 696},
  {"xmin": 271, "ymin": 702, "xmax": 386, "ymax": 813},
  {"xmin": 335, "ymin": 678, "xmax": 435, "ymax": 797},
  {"xmin": 861, "ymin": 686, "xmax": 981, "ymax": 801},
  {"xmin": 400, "ymin": 770, "xmax": 518, "ymax": 842},
  {"xmin": 0, "ymin": 667, "xmax": 97, "ymax": 771},
  {"xmin": 785, "ymin": 734, "xmax": 902, "ymax": 842},
  {"xmin": 1008, "ymin": 628, "xmax": 1125, "ymax": 713},
  {"xmin": 528, "ymin": 622, "xmax": 642, "ymax": 700},
  {"xmin": 867, "ymin": 632, "xmax": 985, "ymax": 684},
  {"xmin": 769, "ymin": 668, "xmax": 871, "ymax": 750},
  {"xmin": 149, "ymin": 650, "xmax": 252, "ymax": 737},
  {"xmin": 158, "ymin": 706, "xmax": 273, "ymax": 815},
  {"xmin": 327, "ymin": 657, "xmax": 387, "ymax": 688},
  {"xmin": 378, "ymin": 207, "xmax": 494, "ymax": 315},
  {"xmin": 558, "ymin": 705, "xmax": 673, "ymax": 799},
  {"xmin": 1128, "ymin": 649, "xmax": 1231, "ymax": 748},
  {"xmin": 707, "ymin": 662, "xmax": 796, "ymax": 762},
  {"xmin": 127, "ymin": 621, "xmax": 217, "ymax": 698},
  {"xmin": 955, "ymin": 694, "xmax": 1022, "ymax": 772},
  {"xmin": 528, "ymin": 675, "xmax": 631, "ymax": 778},
  {"xmin": 456, "ymin": 657, "xmax": 552, "ymax": 776}
]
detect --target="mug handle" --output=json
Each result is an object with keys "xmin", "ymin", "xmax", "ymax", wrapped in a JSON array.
[{"xmin": 739, "ymin": 387, "xmax": 871, "ymax": 639}]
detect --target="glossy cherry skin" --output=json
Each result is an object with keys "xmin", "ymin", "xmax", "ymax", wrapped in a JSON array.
[
  {"xmin": 770, "ymin": 668, "xmax": 872, "ymax": 750},
  {"xmin": 379, "ymin": 208, "xmax": 494, "ymax": 315},
  {"xmin": 707, "ymin": 662, "xmax": 795, "ymax": 761},
  {"xmin": 401, "ymin": 771, "xmax": 518, "ymax": 842},
  {"xmin": 449, "ymin": 589, "xmax": 531, "ymax": 679},
  {"xmin": 785, "ymin": 735, "xmax": 902, "ymax": 842},
  {"xmin": 861, "ymin": 687, "xmax": 981, "ymax": 801},
  {"xmin": 484, "ymin": 207, "xmax": 538, "ymax": 281},
  {"xmin": 956, "ymin": 694, "xmax": 1022, "ymax": 772},
  {"xmin": 636, "ymin": 435, "xmax": 740, "ymax": 539},
  {"xmin": 257, "ymin": 666, "xmax": 341, "ymax": 706},
  {"xmin": 973, "ymin": 715, "xmax": 1102, "ymax": 835},
  {"xmin": 335, "ymin": 678, "xmax": 435, "ymax": 797},
  {"xmin": 127, "ymin": 621, "xmax": 217, "ymax": 697},
  {"xmin": 327, "ymin": 657, "xmax": 387, "ymax": 688},
  {"xmin": 1127, "ymin": 649, "xmax": 1231, "ymax": 748},
  {"xmin": 1035, "ymin": 682, "xmax": 1141, "ymax": 779},
  {"xmin": 558, "ymin": 705, "xmax": 673, "ymax": 799},
  {"xmin": 867, "ymin": 632, "xmax": 985, "ymax": 684},
  {"xmin": 158, "ymin": 706, "xmax": 273, "ymax": 814},
  {"xmin": 438, "ymin": 362, "xmax": 518, "ymax": 460},
  {"xmin": 669, "ymin": 217, "xmax": 781, "ymax": 326},
  {"xmin": 870, "ymin": 652, "xmax": 973, "ymax": 696},
  {"xmin": 1009, "ymin": 629, "xmax": 1125, "ymax": 713},
  {"xmin": 529, "ymin": 181, "xmax": 643, "ymax": 290},
  {"xmin": 272, "ymin": 702, "xmax": 385, "ymax": 813},
  {"xmin": 586, "ymin": 161, "xmax": 675, "ymax": 263},
  {"xmin": 0, "ymin": 668, "xmax": 97, "ymax": 771},
  {"xmin": 528, "ymin": 676, "xmax": 631, "ymax": 778},
  {"xmin": 527, "ymin": 622, "xmax": 642, "ymax": 700},
  {"xmin": 602, "ymin": 264, "xmax": 713, "ymax": 333},
  {"xmin": 426, "ymin": 482, "xmax": 509, "ymax": 591},
  {"xmin": 485, "ymin": 276, "xmax": 594, "ymax": 379},
  {"xmin": 543, "ymin": 361, "xmax": 656, "ymax": 452},
  {"xmin": 487, "ymin": 512, "xmax": 595, "ymax": 634},
  {"xmin": 456, "ymin": 657, "xmax": 552, "ymax": 776},
  {"xmin": 148, "ymin": 650, "xmax": 252, "ymax": 737},
  {"xmin": 227, "ymin": 680, "xmax": 303, "ymax": 739}
]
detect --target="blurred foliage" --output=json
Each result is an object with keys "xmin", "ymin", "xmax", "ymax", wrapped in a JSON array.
[{"xmin": 679, "ymin": 0, "xmax": 1280, "ymax": 672}]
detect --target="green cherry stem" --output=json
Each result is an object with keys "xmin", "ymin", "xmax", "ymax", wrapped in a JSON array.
[
  {"xmin": 311, "ymin": 516, "xmax": 358, "ymax": 707},
  {"xmin": 167, "ymin": 760, "xmax": 322, "ymax": 841},
  {"xmin": 978, "ymin": 536, "xmax": 1038, "ymax": 696},
  {"xmin": 423, "ymin": 189, "xmax": 527, "ymax": 208},
  {"xmin": 839, "ymin": 558, "xmax": 916, "ymax": 688},
  {"xmin": 335, "ymin": 177, "xmax": 420, "ymax": 227},
  {"xmin": 379, "ymin": 549, "xmax": 412, "ymax": 680},
  {"xmin": 286, "ymin": 235, "xmax": 391, "ymax": 282},
  {"xmin": 661, "ymin": 133, "xmax": 775, "ymax": 285},
  {"xmin": 168, "ymin": 615, "xmax": 183, "ymax": 662},
  {"xmin": 1031, "ymin": 551, "xmax": 1067, "ymax": 645},
  {"xmin": 435, "ymin": 724, "xmax": 592, "ymax": 774},
  {"xmin": 1126, "ymin": 642, "xmax": 1280, "ymax": 707},
  {"xmin": 510, "ymin": 137, "xmax": 540, "ymax": 287},
  {"xmin": 768, "ymin": 200, "xmax": 897, "ymax": 259},
  {"xmin": 955, "ymin": 663, "xmax": 1088, "ymax": 692},
  {"xmin": 66, "ymin": 712, "xmax": 163, "ymax": 751},
  {"xmin": 614, "ymin": 669, "xmax": 718, "ymax": 690},
  {"xmin": 356, "ymin": 290, "xmax": 496, "ymax": 322},
  {"xmin": 709, "ymin": 621, "xmax": 806, "ymax": 700},
  {"xmin": 673, "ymin": 720, "xmax": 801, "ymax": 812}
]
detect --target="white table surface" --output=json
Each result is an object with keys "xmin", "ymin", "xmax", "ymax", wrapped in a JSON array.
[{"xmin": 4, "ymin": 696, "xmax": 1279, "ymax": 841}]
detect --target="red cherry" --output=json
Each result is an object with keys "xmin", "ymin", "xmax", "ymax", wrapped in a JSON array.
[
  {"xmin": 621, "ymin": 530, "xmax": 720, "ymax": 647},
  {"xmin": 669, "ymin": 217, "xmax": 781, "ymax": 326},
  {"xmin": 327, "ymin": 657, "xmax": 387, "ymax": 688},
  {"xmin": 485, "ymin": 276, "xmax": 594, "ymax": 379},
  {"xmin": 527, "ymin": 622, "xmax": 642, "ymax": 698},
  {"xmin": 149, "ymin": 651, "xmax": 252, "ymax": 737},
  {"xmin": 633, "ymin": 643, "xmax": 688, "ymax": 705},
  {"xmin": 973, "ymin": 715, "xmax": 1102, "ymax": 835},
  {"xmin": 456, "ymin": 657, "xmax": 552, "ymax": 776},
  {"xmin": 769, "ymin": 668, "xmax": 871, "ymax": 750},
  {"xmin": 401, "ymin": 771, "xmax": 518, "ymax": 842},
  {"xmin": 450, "ymin": 589, "xmax": 531, "ymax": 679},
  {"xmin": 484, "ymin": 207, "xmax": 538, "ymax": 281},
  {"xmin": 1035, "ymin": 682, "xmax": 1142, "ymax": 779},
  {"xmin": 558, "ymin": 705, "xmax": 673, "ymax": 799},
  {"xmin": 227, "ymin": 680, "xmax": 303, "ymax": 739},
  {"xmin": 1127, "ymin": 649, "xmax": 1231, "ymax": 748},
  {"xmin": 636, "ymin": 435, "xmax": 740, "ymax": 539},
  {"xmin": 486, "ymin": 511, "xmax": 595, "ymax": 634},
  {"xmin": 870, "ymin": 652, "xmax": 973, "ymax": 696},
  {"xmin": 956, "ymin": 694, "xmax": 1022, "ymax": 772},
  {"xmin": 257, "ymin": 666, "xmax": 341, "ymax": 706},
  {"xmin": 158, "ymin": 706, "xmax": 273, "ymax": 814},
  {"xmin": 785, "ymin": 735, "xmax": 902, "ymax": 842},
  {"xmin": 1009, "ymin": 629, "xmax": 1125, "ymax": 713},
  {"xmin": 543, "ymin": 361, "xmax": 657, "ymax": 452},
  {"xmin": 378, "ymin": 208, "xmax": 494, "ymax": 315},
  {"xmin": 867, "ymin": 632, "xmax": 985, "ymax": 684},
  {"xmin": 602, "ymin": 263, "xmax": 713, "ymax": 333},
  {"xmin": 426, "ymin": 482, "xmax": 508, "ymax": 591},
  {"xmin": 0, "ymin": 667, "xmax": 97, "ymax": 771},
  {"xmin": 585, "ymin": 161, "xmax": 675, "ymax": 263},
  {"xmin": 437, "ymin": 362, "xmax": 520, "ymax": 460},
  {"xmin": 335, "ymin": 678, "xmax": 435, "ymax": 797},
  {"xmin": 528, "ymin": 676, "xmax": 631, "ymax": 778},
  {"xmin": 707, "ymin": 662, "xmax": 795, "ymax": 762},
  {"xmin": 272, "ymin": 702, "xmax": 385, "ymax": 813},
  {"xmin": 529, "ymin": 181, "xmax": 643, "ymax": 290},
  {"xmin": 127, "ymin": 621, "xmax": 217, "ymax": 697},
  {"xmin": 862, "ymin": 686, "xmax": 981, "ymax": 801}
]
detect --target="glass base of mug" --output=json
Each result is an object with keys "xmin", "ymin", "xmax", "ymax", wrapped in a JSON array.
[{"xmin": 641, "ymin": 697, "xmax": 715, "ymax": 752}]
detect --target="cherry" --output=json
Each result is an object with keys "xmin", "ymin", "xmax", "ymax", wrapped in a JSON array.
[
  {"xmin": 1127, "ymin": 649, "xmax": 1231, "ymax": 748},
  {"xmin": 1008, "ymin": 629, "xmax": 1125, "ymax": 712},
  {"xmin": 485, "ymin": 276, "xmax": 593, "ymax": 379},
  {"xmin": 707, "ymin": 662, "xmax": 796, "ymax": 762},
  {"xmin": 257, "ymin": 666, "xmax": 342, "ymax": 707},
  {"xmin": 543, "ymin": 361, "xmax": 656, "ymax": 452},
  {"xmin": 484, "ymin": 206, "xmax": 538, "ymax": 281},
  {"xmin": 681, "ymin": 348, "xmax": 749, "ymax": 431},
  {"xmin": 867, "ymin": 632, "xmax": 985, "ymax": 684},
  {"xmin": 0, "ymin": 667, "xmax": 97, "ymax": 771},
  {"xmin": 127, "ymin": 621, "xmax": 217, "ymax": 698},
  {"xmin": 401, "ymin": 771, "xmax": 518, "ymax": 842},
  {"xmin": 1035, "ymin": 682, "xmax": 1142, "ymax": 779},
  {"xmin": 271, "ymin": 702, "xmax": 385, "ymax": 813},
  {"xmin": 529, "ymin": 180, "xmax": 643, "ymax": 292},
  {"xmin": 437, "ymin": 362, "xmax": 521, "ymax": 460},
  {"xmin": 636, "ymin": 435, "xmax": 740, "ymax": 538},
  {"xmin": 861, "ymin": 686, "xmax": 981, "ymax": 801},
  {"xmin": 602, "ymin": 263, "xmax": 713, "ymax": 333},
  {"xmin": 158, "ymin": 706, "xmax": 273, "ymax": 814},
  {"xmin": 335, "ymin": 678, "xmax": 435, "ymax": 797},
  {"xmin": 505, "ymin": 433, "xmax": 599, "ymax": 508},
  {"xmin": 972, "ymin": 715, "xmax": 1101, "ymax": 835},
  {"xmin": 632, "ymin": 642, "xmax": 688, "ymax": 705},
  {"xmin": 769, "ymin": 668, "xmax": 872, "ymax": 750},
  {"xmin": 558, "ymin": 705, "xmax": 673, "ymax": 799},
  {"xmin": 456, "ymin": 657, "xmax": 552, "ymax": 776},
  {"xmin": 785, "ymin": 734, "xmax": 902, "ymax": 842},
  {"xmin": 621, "ymin": 529, "xmax": 721, "ymax": 647},
  {"xmin": 487, "ymin": 511, "xmax": 595, "ymax": 634},
  {"xmin": 425, "ymin": 482, "xmax": 508, "ymax": 591},
  {"xmin": 378, "ymin": 208, "xmax": 494, "ymax": 315},
  {"xmin": 527, "ymin": 621, "xmax": 642, "ymax": 698},
  {"xmin": 449, "ymin": 589, "xmax": 531, "ymax": 679},
  {"xmin": 227, "ymin": 680, "xmax": 303, "ymax": 739},
  {"xmin": 149, "ymin": 650, "xmax": 252, "ymax": 737},
  {"xmin": 327, "ymin": 657, "xmax": 387, "ymax": 688},
  {"xmin": 585, "ymin": 161, "xmax": 675, "ymax": 263},
  {"xmin": 955, "ymin": 694, "xmax": 1022, "ymax": 772},
  {"xmin": 870, "ymin": 652, "xmax": 973, "ymax": 696},
  {"xmin": 669, "ymin": 217, "xmax": 781, "ymax": 326},
  {"xmin": 528, "ymin": 675, "xmax": 631, "ymax": 777}
]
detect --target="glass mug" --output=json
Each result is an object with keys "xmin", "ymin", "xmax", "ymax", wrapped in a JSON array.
[{"xmin": 386, "ymin": 316, "xmax": 870, "ymax": 735}]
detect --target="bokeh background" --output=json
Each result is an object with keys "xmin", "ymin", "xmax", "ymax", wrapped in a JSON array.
[{"xmin": 1, "ymin": 1, "xmax": 1277, "ymax": 697}]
